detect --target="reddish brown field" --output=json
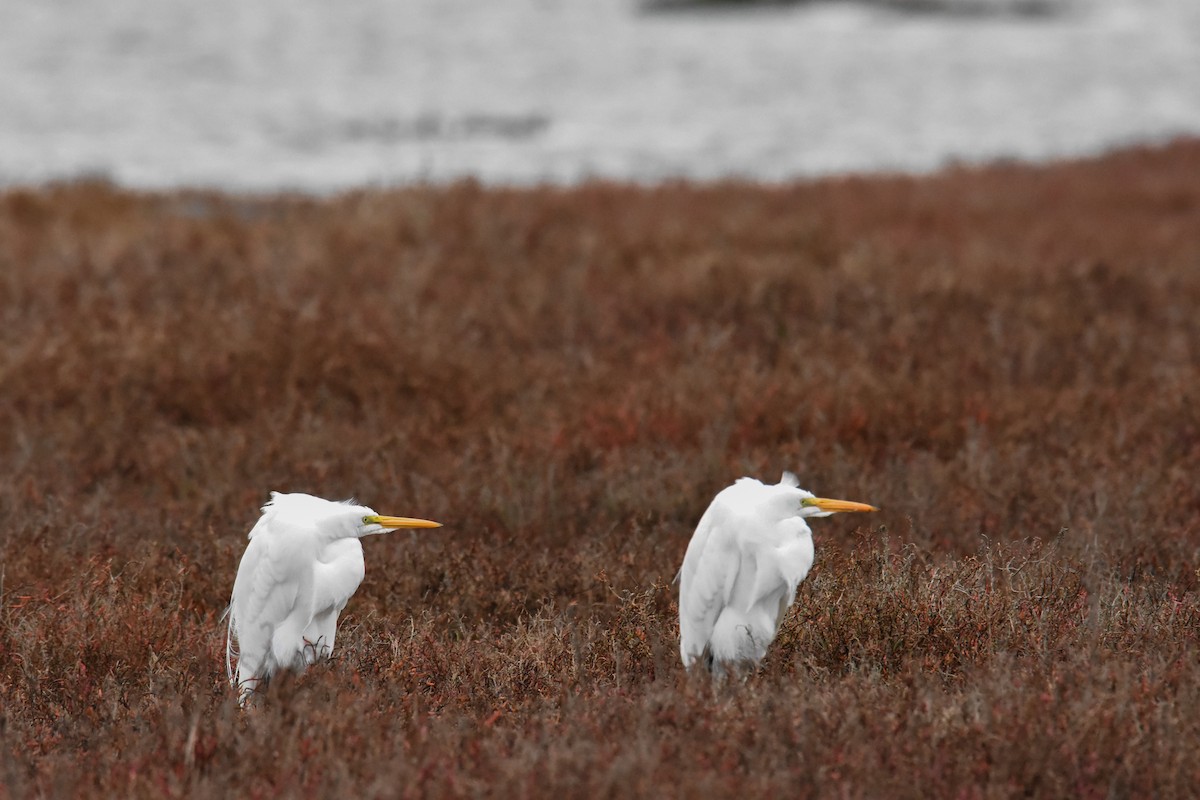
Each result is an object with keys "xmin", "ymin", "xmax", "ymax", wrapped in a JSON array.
[{"xmin": 2, "ymin": 141, "xmax": 1200, "ymax": 798}]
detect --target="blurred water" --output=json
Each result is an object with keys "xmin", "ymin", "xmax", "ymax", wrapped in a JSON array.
[{"xmin": 1, "ymin": 0, "xmax": 1197, "ymax": 190}]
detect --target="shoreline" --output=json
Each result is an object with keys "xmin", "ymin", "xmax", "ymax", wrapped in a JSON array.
[{"xmin": 2, "ymin": 136, "xmax": 1197, "ymax": 199}]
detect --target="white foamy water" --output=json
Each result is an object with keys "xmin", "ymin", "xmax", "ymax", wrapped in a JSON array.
[{"xmin": 1, "ymin": 0, "xmax": 1197, "ymax": 191}]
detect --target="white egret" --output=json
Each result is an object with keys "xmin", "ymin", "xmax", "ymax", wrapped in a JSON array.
[
  {"xmin": 677, "ymin": 472, "xmax": 877, "ymax": 675},
  {"xmin": 225, "ymin": 492, "xmax": 441, "ymax": 705}
]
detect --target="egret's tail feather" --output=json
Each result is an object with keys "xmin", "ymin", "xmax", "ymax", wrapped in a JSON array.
[
  {"xmin": 226, "ymin": 613, "xmax": 271, "ymax": 708},
  {"xmin": 224, "ymin": 605, "xmax": 240, "ymax": 693}
]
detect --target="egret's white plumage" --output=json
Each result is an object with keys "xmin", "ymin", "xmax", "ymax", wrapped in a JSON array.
[
  {"xmin": 226, "ymin": 492, "xmax": 441, "ymax": 705},
  {"xmin": 678, "ymin": 473, "xmax": 876, "ymax": 675}
]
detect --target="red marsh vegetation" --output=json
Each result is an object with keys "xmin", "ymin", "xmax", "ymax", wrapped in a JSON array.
[{"xmin": 2, "ymin": 141, "xmax": 1200, "ymax": 797}]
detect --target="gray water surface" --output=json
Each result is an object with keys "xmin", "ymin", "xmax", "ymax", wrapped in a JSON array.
[{"xmin": 2, "ymin": 0, "xmax": 1197, "ymax": 190}]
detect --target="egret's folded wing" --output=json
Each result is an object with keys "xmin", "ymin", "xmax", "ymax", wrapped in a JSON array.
[
  {"xmin": 678, "ymin": 499, "xmax": 741, "ymax": 666},
  {"xmin": 245, "ymin": 504, "xmax": 277, "ymax": 540},
  {"xmin": 229, "ymin": 527, "xmax": 303, "ymax": 666}
]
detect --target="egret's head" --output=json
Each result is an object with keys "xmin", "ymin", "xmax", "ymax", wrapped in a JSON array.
[
  {"xmin": 261, "ymin": 492, "xmax": 442, "ymax": 539},
  {"xmin": 739, "ymin": 473, "xmax": 878, "ymax": 525},
  {"xmin": 798, "ymin": 493, "xmax": 878, "ymax": 518},
  {"xmin": 360, "ymin": 511, "xmax": 443, "ymax": 535},
  {"xmin": 780, "ymin": 472, "xmax": 878, "ymax": 519}
]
